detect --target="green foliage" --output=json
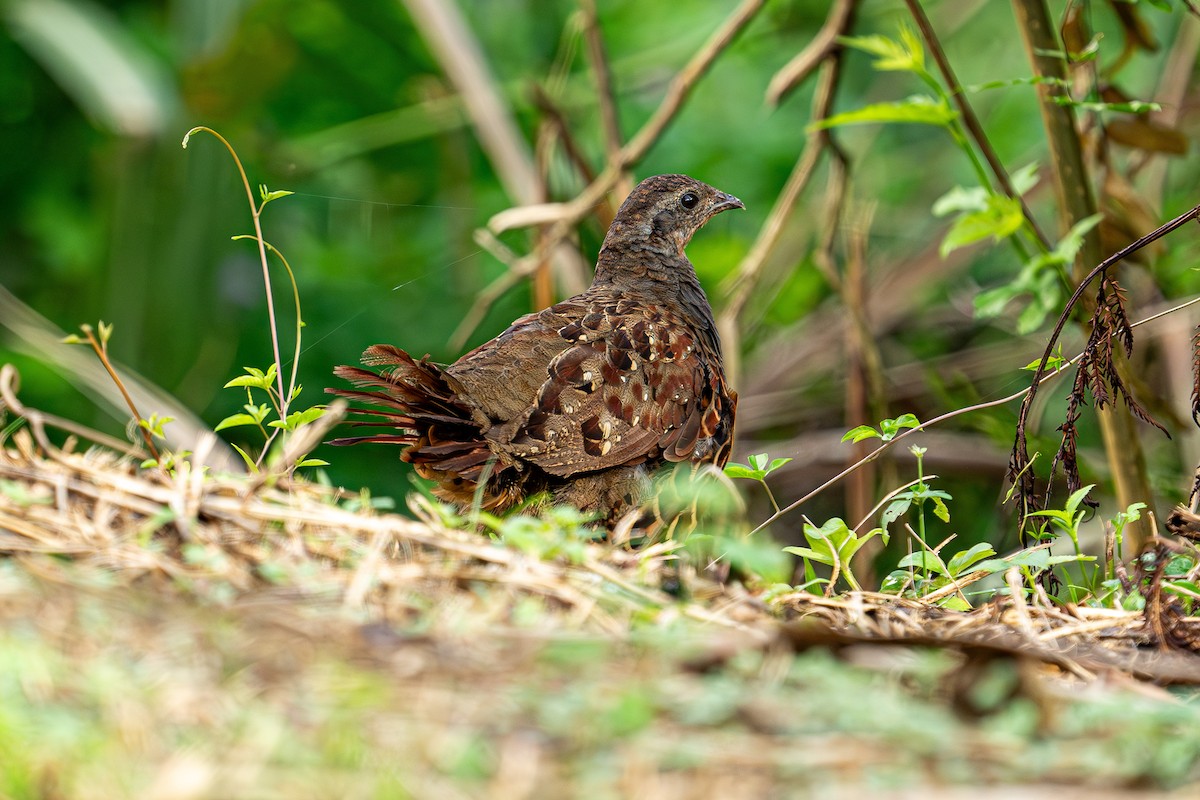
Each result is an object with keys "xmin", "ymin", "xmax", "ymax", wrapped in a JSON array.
[
  {"xmin": 842, "ymin": 413, "xmax": 921, "ymax": 444},
  {"xmin": 490, "ymin": 506, "xmax": 603, "ymax": 564},
  {"xmin": 932, "ymin": 162, "xmax": 1039, "ymax": 257},
  {"xmin": 973, "ymin": 214, "xmax": 1103, "ymax": 333},
  {"xmin": 811, "ymin": 95, "xmax": 958, "ymax": 130},
  {"xmin": 724, "ymin": 452, "xmax": 792, "ymax": 513},
  {"xmin": 784, "ymin": 517, "xmax": 887, "ymax": 592}
]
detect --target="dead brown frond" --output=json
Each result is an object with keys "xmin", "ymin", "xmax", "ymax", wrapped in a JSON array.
[
  {"xmin": 1047, "ymin": 274, "xmax": 1168, "ymax": 505},
  {"xmin": 1010, "ymin": 202, "xmax": 1200, "ymax": 531}
]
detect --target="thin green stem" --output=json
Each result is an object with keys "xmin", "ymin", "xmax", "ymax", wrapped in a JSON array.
[
  {"xmin": 758, "ymin": 478, "xmax": 781, "ymax": 514},
  {"xmin": 82, "ymin": 326, "xmax": 160, "ymax": 461},
  {"xmin": 183, "ymin": 127, "xmax": 288, "ymax": 432}
]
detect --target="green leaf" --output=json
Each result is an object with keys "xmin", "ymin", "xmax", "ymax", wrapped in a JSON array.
[
  {"xmin": 939, "ymin": 194, "xmax": 1024, "ymax": 257},
  {"xmin": 841, "ymin": 425, "xmax": 881, "ymax": 443},
  {"xmin": 783, "ymin": 546, "xmax": 828, "ymax": 563},
  {"xmin": 1008, "ymin": 162, "xmax": 1041, "ymax": 196},
  {"xmin": 259, "ymin": 184, "xmax": 294, "ymax": 205},
  {"xmin": 838, "ymin": 26, "xmax": 924, "ymax": 73},
  {"xmin": 224, "ymin": 364, "xmax": 278, "ymax": 390},
  {"xmin": 809, "ymin": 96, "xmax": 956, "ymax": 132},
  {"xmin": 1050, "ymin": 214, "xmax": 1103, "ymax": 264},
  {"xmin": 229, "ymin": 443, "xmax": 259, "ymax": 473},
  {"xmin": 946, "ymin": 543, "xmax": 996, "ymax": 575},
  {"xmin": 879, "ymin": 414, "xmax": 920, "ymax": 441},
  {"xmin": 881, "ymin": 497, "xmax": 911, "ymax": 527},
  {"xmin": 138, "ymin": 414, "xmax": 174, "ymax": 439},
  {"xmin": 932, "ymin": 185, "xmax": 988, "ymax": 217},
  {"xmin": 723, "ymin": 464, "xmax": 759, "ymax": 480},
  {"xmin": 723, "ymin": 463, "xmax": 762, "ymax": 481},
  {"xmin": 896, "ymin": 550, "xmax": 949, "ymax": 575},
  {"xmin": 268, "ymin": 406, "xmax": 326, "ymax": 431},
  {"xmin": 215, "ymin": 413, "xmax": 264, "ymax": 432},
  {"xmin": 297, "ymin": 458, "xmax": 329, "ymax": 468}
]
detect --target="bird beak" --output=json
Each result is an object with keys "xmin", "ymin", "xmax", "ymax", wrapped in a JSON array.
[{"xmin": 713, "ymin": 193, "xmax": 744, "ymax": 213}]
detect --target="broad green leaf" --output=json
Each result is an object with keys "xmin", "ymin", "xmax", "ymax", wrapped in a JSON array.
[
  {"xmin": 809, "ymin": 96, "xmax": 956, "ymax": 132},
  {"xmin": 215, "ymin": 413, "xmax": 264, "ymax": 432},
  {"xmin": 783, "ymin": 546, "xmax": 831, "ymax": 565},
  {"xmin": 896, "ymin": 550, "xmax": 949, "ymax": 575},
  {"xmin": 932, "ymin": 185, "xmax": 988, "ymax": 217},
  {"xmin": 841, "ymin": 425, "xmax": 881, "ymax": 443},
  {"xmin": 939, "ymin": 194, "xmax": 1024, "ymax": 257},
  {"xmin": 880, "ymin": 414, "xmax": 921, "ymax": 440},
  {"xmin": 268, "ymin": 406, "xmax": 326, "ymax": 431},
  {"xmin": 946, "ymin": 543, "xmax": 996, "ymax": 575},
  {"xmin": 723, "ymin": 464, "xmax": 761, "ymax": 481},
  {"xmin": 1009, "ymin": 162, "xmax": 1041, "ymax": 196},
  {"xmin": 1050, "ymin": 214, "xmax": 1103, "ymax": 263},
  {"xmin": 882, "ymin": 498, "xmax": 911, "ymax": 527}
]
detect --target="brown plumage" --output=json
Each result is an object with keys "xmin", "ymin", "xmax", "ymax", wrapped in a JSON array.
[{"xmin": 328, "ymin": 174, "xmax": 741, "ymax": 519}]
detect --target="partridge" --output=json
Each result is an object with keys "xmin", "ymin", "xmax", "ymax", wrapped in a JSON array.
[{"xmin": 329, "ymin": 174, "xmax": 741, "ymax": 520}]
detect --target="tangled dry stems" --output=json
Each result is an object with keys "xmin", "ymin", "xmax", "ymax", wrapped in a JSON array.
[{"xmin": 1, "ymin": 364, "xmax": 1199, "ymax": 688}]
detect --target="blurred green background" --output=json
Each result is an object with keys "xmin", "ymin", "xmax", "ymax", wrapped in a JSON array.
[{"xmin": 2, "ymin": 0, "xmax": 1198, "ymax": 556}]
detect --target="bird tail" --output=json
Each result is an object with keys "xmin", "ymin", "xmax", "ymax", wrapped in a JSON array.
[{"xmin": 327, "ymin": 345, "xmax": 511, "ymax": 503}]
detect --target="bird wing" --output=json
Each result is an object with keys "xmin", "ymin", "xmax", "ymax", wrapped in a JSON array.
[{"xmin": 494, "ymin": 297, "xmax": 736, "ymax": 478}]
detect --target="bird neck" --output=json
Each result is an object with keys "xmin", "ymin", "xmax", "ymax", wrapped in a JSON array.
[{"xmin": 594, "ymin": 238, "xmax": 693, "ymax": 289}]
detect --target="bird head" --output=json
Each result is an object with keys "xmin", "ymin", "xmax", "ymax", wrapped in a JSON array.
[{"xmin": 602, "ymin": 174, "xmax": 744, "ymax": 256}]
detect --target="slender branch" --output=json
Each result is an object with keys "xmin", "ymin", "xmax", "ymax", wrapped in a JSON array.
[
  {"xmin": 580, "ymin": 0, "xmax": 623, "ymax": 167},
  {"xmin": 723, "ymin": 58, "xmax": 844, "ymax": 324},
  {"xmin": 79, "ymin": 327, "xmax": 159, "ymax": 461},
  {"xmin": 766, "ymin": 0, "xmax": 857, "ymax": 106},
  {"xmin": 488, "ymin": 0, "xmax": 766, "ymax": 235},
  {"xmin": 904, "ymin": 0, "xmax": 1051, "ymax": 252}
]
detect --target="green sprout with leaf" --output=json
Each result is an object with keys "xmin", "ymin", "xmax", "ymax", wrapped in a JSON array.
[
  {"xmin": 183, "ymin": 127, "xmax": 326, "ymax": 475},
  {"xmin": 724, "ymin": 452, "xmax": 793, "ymax": 513},
  {"xmin": 842, "ymin": 412, "xmax": 921, "ymax": 444},
  {"xmin": 784, "ymin": 518, "xmax": 887, "ymax": 593}
]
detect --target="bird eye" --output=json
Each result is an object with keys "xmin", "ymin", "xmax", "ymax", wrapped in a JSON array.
[{"xmin": 680, "ymin": 192, "xmax": 699, "ymax": 210}]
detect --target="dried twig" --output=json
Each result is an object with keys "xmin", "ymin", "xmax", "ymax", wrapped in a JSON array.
[
  {"xmin": 487, "ymin": 0, "xmax": 767, "ymax": 235},
  {"xmin": 766, "ymin": 0, "xmax": 857, "ymax": 107}
]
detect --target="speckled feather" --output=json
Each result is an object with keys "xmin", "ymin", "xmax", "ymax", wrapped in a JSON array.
[{"xmin": 329, "ymin": 174, "xmax": 741, "ymax": 519}]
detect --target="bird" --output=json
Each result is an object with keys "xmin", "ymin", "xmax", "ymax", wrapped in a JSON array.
[{"xmin": 328, "ymin": 174, "xmax": 742, "ymax": 521}]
